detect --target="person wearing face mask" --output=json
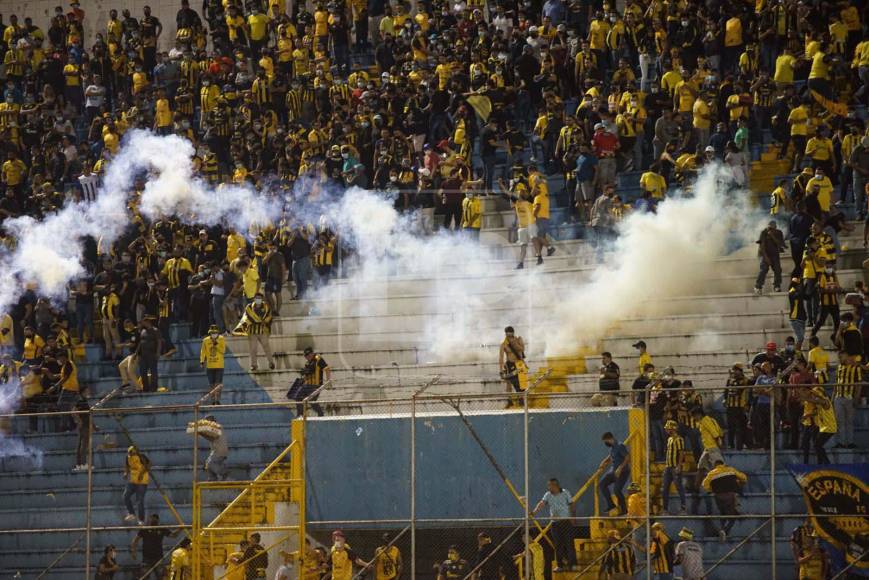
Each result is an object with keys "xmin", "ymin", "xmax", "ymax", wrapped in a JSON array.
[
  {"xmin": 436, "ymin": 545, "xmax": 467, "ymax": 580},
  {"xmin": 95, "ymin": 544, "xmax": 120, "ymax": 579},
  {"xmin": 200, "ymin": 324, "xmax": 225, "ymax": 403},
  {"xmin": 461, "ymin": 184, "xmax": 482, "ymax": 241},
  {"xmin": 598, "ymin": 432, "xmax": 631, "ymax": 515},
  {"xmin": 811, "ymin": 260, "xmax": 842, "ymax": 339},
  {"xmin": 244, "ymin": 292, "xmax": 274, "ymax": 372},
  {"xmin": 328, "ymin": 530, "xmax": 369, "ymax": 580}
]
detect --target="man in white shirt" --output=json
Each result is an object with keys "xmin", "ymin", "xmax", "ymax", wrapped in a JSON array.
[
  {"xmin": 275, "ymin": 549, "xmax": 293, "ymax": 580},
  {"xmin": 674, "ymin": 527, "xmax": 705, "ymax": 580}
]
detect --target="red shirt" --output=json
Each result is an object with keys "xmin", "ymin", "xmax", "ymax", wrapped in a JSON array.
[{"xmin": 593, "ymin": 130, "xmax": 619, "ymax": 157}]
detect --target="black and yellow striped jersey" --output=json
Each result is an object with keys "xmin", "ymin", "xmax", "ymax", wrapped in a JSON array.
[
  {"xmin": 724, "ymin": 378, "xmax": 751, "ymax": 409},
  {"xmin": 601, "ymin": 544, "xmax": 634, "ymax": 575},
  {"xmin": 835, "ymin": 364, "xmax": 862, "ymax": 398},
  {"xmin": 665, "ymin": 434, "xmax": 684, "ymax": 468}
]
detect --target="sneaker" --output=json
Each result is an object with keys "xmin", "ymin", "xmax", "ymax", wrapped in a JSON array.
[
  {"xmin": 547, "ymin": 247, "xmax": 556, "ymax": 256},
  {"xmin": 124, "ymin": 514, "xmax": 137, "ymax": 523},
  {"xmin": 718, "ymin": 530, "xmax": 727, "ymax": 543},
  {"xmin": 249, "ymin": 366, "xmax": 258, "ymax": 372},
  {"xmin": 753, "ymin": 287, "xmax": 762, "ymax": 296},
  {"xmin": 536, "ymin": 255, "xmax": 543, "ymax": 265},
  {"xmin": 269, "ymin": 362, "xmax": 276, "ymax": 370},
  {"xmin": 138, "ymin": 520, "xmax": 145, "ymax": 526},
  {"xmin": 773, "ymin": 286, "xmax": 781, "ymax": 292},
  {"xmin": 847, "ymin": 443, "xmax": 858, "ymax": 449},
  {"xmin": 515, "ymin": 263, "xmax": 524, "ymax": 270}
]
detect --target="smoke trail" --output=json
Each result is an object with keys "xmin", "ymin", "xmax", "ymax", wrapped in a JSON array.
[
  {"xmin": 0, "ymin": 130, "xmax": 281, "ymax": 313},
  {"xmin": 0, "ymin": 378, "xmax": 44, "ymax": 469}
]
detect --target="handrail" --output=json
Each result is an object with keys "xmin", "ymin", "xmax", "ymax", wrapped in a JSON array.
[
  {"xmin": 214, "ymin": 533, "xmax": 292, "ymax": 580},
  {"xmin": 35, "ymin": 534, "xmax": 83, "ymax": 579},
  {"xmin": 108, "ymin": 414, "xmax": 189, "ymax": 532},
  {"xmin": 136, "ymin": 535, "xmax": 188, "ymax": 580},
  {"xmin": 702, "ymin": 518, "xmax": 771, "ymax": 578},
  {"xmin": 571, "ymin": 523, "xmax": 644, "ymax": 580},
  {"xmin": 195, "ymin": 383, "xmax": 224, "ymax": 407},
  {"xmin": 204, "ymin": 439, "xmax": 299, "ymax": 529},
  {"xmin": 462, "ymin": 524, "xmax": 524, "ymax": 580}
]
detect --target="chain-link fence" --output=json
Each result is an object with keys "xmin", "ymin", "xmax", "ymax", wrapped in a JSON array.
[{"xmin": 0, "ymin": 378, "xmax": 865, "ymax": 578}]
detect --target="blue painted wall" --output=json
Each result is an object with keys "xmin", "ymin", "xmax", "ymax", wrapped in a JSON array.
[{"xmin": 305, "ymin": 408, "xmax": 630, "ymax": 525}]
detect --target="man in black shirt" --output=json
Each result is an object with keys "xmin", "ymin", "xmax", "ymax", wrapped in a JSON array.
[
  {"xmin": 479, "ymin": 119, "xmax": 500, "ymax": 190},
  {"xmin": 593, "ymin": 351, "xmax": 620, "ymax": 406},
  {"xmin": 244, "ymin": 532, "xmax": 269, "ymax": 579},
  {"xmin": 130, "ymin": 513, "xmax": 175, "ymax": 578},
  {"xmin": 137, "ymin": 316, "xmax": 161, "ymax": 392}
]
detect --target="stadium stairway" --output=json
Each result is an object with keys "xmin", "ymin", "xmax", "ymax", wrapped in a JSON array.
[{"xmin": 2, "ymin": 175, "xmax": 869, "ymax": 577}]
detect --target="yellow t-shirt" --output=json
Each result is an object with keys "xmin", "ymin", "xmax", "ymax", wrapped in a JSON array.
[
  {"xmin": 315, "ymin": 10, "xmax": 329, "ymax": 36},
  {"xmin": 514, "ymin": 199, "xmax": 535, "ymax": 228},
  {"xmin": 63, "ymin": 63, "xmax": 80, "ymax": 86},
  {"xmin": 155, "ymin": 98, "xmax": 172, "ymax": 127},
  {"xmin": 693, "ymin": 98, "xmax": 711, "ymax": 129},
  {"xmin": 774, "ymin": 54, "xmax": 796, "ymax": 84},
  {"xmin": 787, "ymin": 106, "xmax": 808, "ymax": 136},
  {"xmin": 809, "ymin": 51, "xmax": 829, "ymax": 80},
  {"xmin": 660, "ymin": 70, "xmax": 682, "ymax": 96},
  {"xmin": 132, "ymin": 71, "xmax": 149, "ymax": 95},
  {"xmin": 533, "ymin": 192, "xmax": 550, "ymax": 220},
  {"xmin": 724, "ymin": 17, "xmax": 742, "ymax": 47},
  {"xmin": 675, "ymin": 81, "xmax": 695, "ymax": 113},
  {"xmin": 640, "ymin": 171, "xmax": 667, "ymax": 199},
  {"xmin": 726, "ymin": 94, "xmax": 745, "ymax": 121},
  {"xmin": 638, "ymin": 351, "xmax": 653, "ymax": 374},
  {"xmin": 588, "ymin": 19, "xmax": 610, "ymax": 50},
  {"xmin": 226, "ymin": 15, "xmax": 245, "ymax": 41},
  {"xmin": 808, "ymin": 176, "xmax": 833, "ymax": 211},
  {"xmin": 807, "ymin": 346, "xmax": 829, "ymax": 375},
  {"xmin": 805, "ymin": 137, "xmax": 833, "ymax": 161},
  {"xmin": 2, "ymin": 159, "xmax": 26, "ymax": 186},
  {"xmin": 242, "ymin": 265, "xmax": 260, "ymax": 299},
  {"xmin": 698, "ymin": 415, "xmax": 723, "ymax": 449},
  {"xmin": 127, "ymin": 454, "xmax": 150, "ymax": 485},
  {"xmin": 248, "ymin": 13, "xmax": 270, "ymax": 40}
]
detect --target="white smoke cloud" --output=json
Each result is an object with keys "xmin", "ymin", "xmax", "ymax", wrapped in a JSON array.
[
  {"xmin": 0, "ymin": 378, "xmax": 44, "ymax": 468},
  {"xmin": 0, "ymin": 130, "xmax": 281, "ymax": 313},
  {"xmin": 314, "ymin": 165, "xmax": 764, "ymax": 365}
]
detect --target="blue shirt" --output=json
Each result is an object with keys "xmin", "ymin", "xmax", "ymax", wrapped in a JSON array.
[
  {"xmin": 575, "ymin": 154, "xmax": 598, "ymax": 181},
  {"xmin": 542, "ymin": 0, "xmax": 566, "ymax": 24},
  {"xmin": 541, "ymin": 488, "xmax": 572, "ymax": 518},
  {"xmin": 754, "ymin": 375, "xmax": 775, "ymax": 404},
  {"xmin": 608, "ymin": 441, "xmax": 629, "ymax": 472}
]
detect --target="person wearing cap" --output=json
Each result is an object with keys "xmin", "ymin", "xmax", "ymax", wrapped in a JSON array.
[
  {"xmin": 328, "ymin": 530, "xmax": 369, "ymax": 580},
  {"xmin": 123, "ymin": 446, "xmax": 150, "ymax": 524},
  {"xmin": 754, "ymin": 220, "xmax": 785, "ymax": 295},
  {"xmin": 373, "ymin": 532, "xmax": 402, "ymax": 580},
  {"xmin": 750, "ymin": 341, "xmax": 786, "ymax": 374},
  {"xmin": 276, "ymin": 548, "xmax": 294, "ymax": 580},
  {"xmin": 723, "ymin": 363, "xmax": 751, "ymax": 450},
  {"xmin": 751, "ymin": 360, "xmax": 777, "ymax": 449},
  {"xmin": 625, "ymin": 482, "xmax": 646, "ymax": 529},
  {"xmin": 661, "ymin": 420, "xmax": 686, "ymax": 515},
  {"xmin": 531, "ymin": 477, "xmax": 577, "ymax": 571},
  {"xmin": 244, "ymin": 292, "xmax": 275, "ymax": 372},
  {"xmin": 169, "ymin": 537, "xmax": 192, "ymax": 579},
  {"xmin": 292, "ymin": 347, "xmax": 329, "ymax": 416},
  {"xmin": 673, "ymin": 528, "xmax": 703, "ymax": 580},
  {"xmin": 200, "ymin": 323, "xmax": 226, "ymax": 403},
  {"xmin": 600, "ymin": 529, "xmax": 635, "ymax": 579},
  {"xmin": 701, "ymin": 459, "xmax": 747, "ymax": 542},
  {"xmin": 632, "ymin": 340, "xmax": 652, "ymax": 376},
  {"xmin": 649, "ymin": 522, "xmax": 676, "ymax": 579}
]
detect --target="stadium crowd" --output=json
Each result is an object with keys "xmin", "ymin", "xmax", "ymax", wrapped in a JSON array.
[{"xmin": 0, "ymin": 0, "xmax": 866, "ymax": 576}]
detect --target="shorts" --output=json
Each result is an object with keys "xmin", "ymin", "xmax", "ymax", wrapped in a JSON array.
[
  {"xmin": 536, "ymin": 218, "xmax": 550, "ymax": 238},
  {"xmin": 265, "ymin": 278, "xmax": 283, "ymax": 293},
  {"xmin": 697, "ymin": 447, "xmax": 724, "ymax": 471},
  {"xmin": 517, "ymin": 222, "xmax": 538, "ymax": 245},
  {"xmin": 577, "ymin": 180, "xmax": 595, "ymax": 201}
]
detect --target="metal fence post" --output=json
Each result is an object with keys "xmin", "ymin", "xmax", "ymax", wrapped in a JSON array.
[
  {"xmin": 523, "ymin": 389, "xmax": 530, "ymax": 580},
  {"xmin": 410, "ymin": 393, "xmax": 417, "ymax": 580},
  {"xmin": 770, "ymin": 389, "xmax": 777, "ymax": 580},
  {"xmin": 645, "ymin": 390, "xmax": 651, "ymax": 579},
  {"xmin": 85, "ymin": 409, "xmax": 94, "ymax": 578}
]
